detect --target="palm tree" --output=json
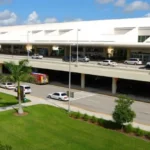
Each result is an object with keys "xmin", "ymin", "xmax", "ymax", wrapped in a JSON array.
[{"xmin": 4, "ymin": 59, "xmax": 32, "ymax": 114}]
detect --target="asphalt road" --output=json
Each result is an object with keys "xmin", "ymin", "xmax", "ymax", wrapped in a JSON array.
[{"xmin": 22, "ymin": 83, "xmax": 150, "ymax": 125}]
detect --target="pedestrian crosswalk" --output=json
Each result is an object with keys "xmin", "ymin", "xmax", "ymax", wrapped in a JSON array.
[{"xmin": 70, "ymin": 91, "xmax": 96, "ymax": 101}]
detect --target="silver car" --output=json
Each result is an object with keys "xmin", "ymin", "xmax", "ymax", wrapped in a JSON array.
[
  {"xmin": 72, "ymin": 55, "xmax": 90, "ymax": 62},
  {"xmin": 124, "ymin": 58, "xmax": 142, "ymax": 65},
  {"xmin": 47, "ymin": 92, "xmax": 68, "ymax": 101},
  {"xmin": 98, "ymin": 60, "xmax": 117, "ymax": 66},
  {"xmin": 32, "ymin": 54, "xmax": 43, "ymax": 59},
  {"xmin": 0, "ymin": 82, "xmax": 15, "ymax": 90}
]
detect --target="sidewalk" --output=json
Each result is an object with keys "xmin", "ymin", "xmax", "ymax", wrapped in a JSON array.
[{"xmin": 0, "ymin": 89, "xmax": 150, "ymax": 132}]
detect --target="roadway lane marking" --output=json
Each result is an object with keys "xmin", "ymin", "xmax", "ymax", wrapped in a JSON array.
[{"xmin": 70, "ymin": 91, "xmax": 97, "ymax": 101}]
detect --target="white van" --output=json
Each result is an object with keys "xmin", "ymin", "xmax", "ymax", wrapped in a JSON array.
[
  {"xmin": 15, "ymin": 85, "xmax": 32, "ymax": 94},
  {"xmin": 124, "ymin": 58, "xmax": 142, "ymax": 65}
]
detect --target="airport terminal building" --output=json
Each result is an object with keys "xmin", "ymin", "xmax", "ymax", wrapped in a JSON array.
[
  {"xmin": 0, "ymin": 17, "xmax": 150, "ymax": 62},
  {"xmin": 1, "ymin": 17, "xmax": 150, "ymax": 98}
]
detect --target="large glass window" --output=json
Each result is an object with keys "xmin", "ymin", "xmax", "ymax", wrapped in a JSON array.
[{"xmin": 138, "ymin": 36, "xmax": 150, "ymax": 42}]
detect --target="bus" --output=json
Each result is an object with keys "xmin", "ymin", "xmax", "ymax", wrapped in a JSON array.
[{"xmin": 32, "ymin": 72, "xmax": 49, "ymax": 84}]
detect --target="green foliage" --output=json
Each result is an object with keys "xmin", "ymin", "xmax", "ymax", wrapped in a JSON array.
[
  {"xmin": 0, "ymin": 142, "xmax": 12, "ymax": 150},
  {"xmin": 82, "ymin": 113, "xmax": 89, "ymax": 121},
  {"xmin": 4, "ymin": 59, "xmax": 32, "ymax": 83},
  {"xmin": 112, "ymin": 95, "xmax": 136, "ymax": 126},
  {"xmin": 21, "ymin": 74, "xmax": 36, "ymax": 83},
  {"xmin": 103, "ymin": 120, "xmax": 122, "ymax": 130},
  {"xmin": 0, "ymin": 92, "xmax": 30, "ymax": 107},
  {"xmin": 69, "ymin": 111, "xmax": 76, "ymax": 118},
  {"xmin": 4, "ymin": 59, "xmax": 32, "ymax": 114},
  {"xmin": 0, "ymin": 105, "xmax": 150, "ymax": 150},
  {"xmin": 146, "ymin": 132, "xmax": 150, "ymax": 139},
  {"xmin": 90, "ymin": 116, "xmax": 97, "ymax": 123},
  {"xmin": 134, "ymin": 128, "xmax": 145, "ymax": 137},
  {"xmin": 124, "ymin": 124, "xmax": 134, "ymax": 133},
  {"xmin": 75, "ymin": 112, "xmax": 82, "ymax": 119},
  {"xmin": 97, "ymin": 118, "xmax": 105, "ymax": 126}
]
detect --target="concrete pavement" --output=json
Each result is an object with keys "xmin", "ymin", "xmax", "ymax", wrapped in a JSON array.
[{"xmin": 0, "ymin": 88, "xmax": 150, "ymax": 132}]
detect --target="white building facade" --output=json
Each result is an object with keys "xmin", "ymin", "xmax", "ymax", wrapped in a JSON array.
[{"xmin": 0, "ymin": 17, "xmax": 150, "ymax": 62}]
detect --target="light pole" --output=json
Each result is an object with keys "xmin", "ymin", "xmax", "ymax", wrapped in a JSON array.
[
  {"xmin": 76, "ymin": 29, "xmax": 80, "ymax": 67},
  {"xmin": 26, "ymin": 31, "xmax": 31, "ymax": 60},
  {"xmin": 68, "ymin": 44, "xmax": 72, "ymax": 112}
]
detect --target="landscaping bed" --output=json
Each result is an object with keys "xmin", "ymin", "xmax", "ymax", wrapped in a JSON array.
[{"xmin": 69, "ymin": 111, "xmax": 150, "ymax": 141}]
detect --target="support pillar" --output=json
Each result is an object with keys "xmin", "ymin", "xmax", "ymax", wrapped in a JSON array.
[
  {"xmin": 127, "ymin": 49, "xmax": 130, "ymax": 59},
  {"xmin": 83, "ymin": 47, "xmax": 86, "ymax": 56},
  {"xmin": 0, "ymin": 64, "xmax": 2, "ymax": 74},
  {"xmin": 81, "ymin": 73, "xmax": 85, "ymax": 89},
  {"xmin": 11, "ymin": 45, "xmax": 14, "ymax": 54},
  {"xmin": 64, "ymin": 48, "xmax": 67, "ymax": 57},
  {"xmin": 48, "ymin": 46, "xmax": 52, "ymax": 56},
  {"xmin": 64, "ymin": 46, "xmax": 70, "ymax": 57},
  {"xmin": 112, "ymin": 78, "xmax": 118, "ymax": 94}
]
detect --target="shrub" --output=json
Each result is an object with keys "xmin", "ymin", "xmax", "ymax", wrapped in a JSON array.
[
  {"xmin": 75, "ymin": 112, "xmax": 82, "ymax": 119},
  {"xmin": 82, "ymin": 114, "xmax": 89, "ymax": 121},
  {"xmin": 103, "ymin": 120, "xmax": 121, "ymax": 130},
  {"xmin": 124, "ymin": 124, "xmax": 134, "ymax": 133},
  {"xmin": 135, "ymin": 128, "xmax": 145, "ymax": 136},
  {"xmin": 90, "ymin": 116, "xmax": 97, "ymax": 123},
  {"xmin": 146, "ymin": 132, "xmax": 150, "ymax": 139},
  {"xmin": 112, "ymin": 95, "xmax": 136, "ymax": 127},
  {"xmin": 97, "ymin": 118, "xmax": 105, "ymax": 126},
  {"xmin": 69, "ymin": 112, "xmax": 77, "ymax": 118}
]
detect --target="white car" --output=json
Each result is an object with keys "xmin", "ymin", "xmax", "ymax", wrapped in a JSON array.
[
  {"xmin": 124, "ymin": 58, "xmax": 142, "ymax": 65},
  {"xmin": 0, "ymin": 82, "xmax": 15, "ymax": 90},
  {"xmin": 31, "ymin": 54, "xmax": 43, "ymax": 59},
  {"xmin": 98, "ymin": 60, "xmax": 117, "ymax": 66},
  {"xmin": 15, "ymin": 85, "xmax": 32, "ymax": 94},
  {"xmin": 47, "ymin": 92, "xmax": 68, "ymax": 101}
]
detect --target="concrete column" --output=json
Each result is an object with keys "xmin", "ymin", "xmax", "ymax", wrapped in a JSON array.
[
  {"xmin": 81, "ymin": 73, "xmax": 85, "ymax": 89},
  {"xmin": 64, "ymin": 46, "xmax": 70, "ymax": 56},
  {"xmin": 48, "ymin": 46, "xmax": 52, "ymax": 56},
  {"xmin": 11, "ymin": 45, "xmax": 14, "ymax": 54},
  {"xmin": 0, "ymin": 64, "xmax": 2, "ymax": 74},
  {"xmin": 64, "ymin": 47, "xmax": 67, "ymax": 57},
  {"xmin": 83, "ymin": 47, "xmax": 86, "ymax": 56},
  {"xmin": 112, "ymin": 78, "xmax": 118, "ymax": 94},
  {"xmin": 127, "ymin": 49, "xmax": 130, "ymax": 59}
]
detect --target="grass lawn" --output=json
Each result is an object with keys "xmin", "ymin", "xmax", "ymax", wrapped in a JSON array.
[
  {"xmin": 0, "ymin": 104, "xmax": 149, "ymax": 150},
  {"xmin": 0, "ymin": 92, "xmax": 30, "ymax": 107}
]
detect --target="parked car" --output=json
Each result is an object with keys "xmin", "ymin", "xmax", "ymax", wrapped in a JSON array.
[
  {"xmin": 97, "ymin": 60, "xmax": 117, "ymax": 66},
  {"xmin": 72, "ymin": 55, "xmax": 90, "ymax": 62},
  {"xmin": 62, "ymin": 56, "xmax": 76, "ymax": 62},
  {"xmin": 15, "ymin": 85, "xmax": 32, "ymax": 94},
  {"xmin": 31, "ymin": 54, "xmax": 43, "ymax": 59},
  {"xmin": 0, "ymin": 82, "xmax": 15, "ymax": 90},
  {"xmin": 124, "ymin": 58, "xmax": 142, "ymax": 65},
  {"xmin": 47, "ymin": 92, "xmax": 68, "ymax": 101},
  {"xmin": 145, "ymin": 62, "xmax": 150, "ymax": 69}
]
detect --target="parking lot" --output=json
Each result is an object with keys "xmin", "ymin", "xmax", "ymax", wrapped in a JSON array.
[{"xmin": 11, "ymin": 83, "xmax": 150, "ymax": 125}]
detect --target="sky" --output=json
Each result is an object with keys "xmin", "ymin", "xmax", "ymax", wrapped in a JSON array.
[{"xmin": 0, "ymin": 0, "xmax": 150, "ymax": 26}]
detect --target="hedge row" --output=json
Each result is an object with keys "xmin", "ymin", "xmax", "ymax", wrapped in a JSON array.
[{"xmin": 69, "ymin": 111, "xmax": 150, "ymax": 140}]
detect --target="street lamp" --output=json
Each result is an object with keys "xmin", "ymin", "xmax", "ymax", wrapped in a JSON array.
[
  {"xmin": 68, "ymin": 44, "xmax": 72, "ymax": 112},
  {"xmin": 26, "ymin": 31, "xmax": 32, "ymax": 60},
  {"xmin": 76, "ymin": 29, "xmax": 80, "ymax": 67}
]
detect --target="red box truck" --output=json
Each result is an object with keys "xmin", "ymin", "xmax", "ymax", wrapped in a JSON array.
[{"xmin": 32, "ymin": 72, "xmax": 49, "ymax": 84}]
